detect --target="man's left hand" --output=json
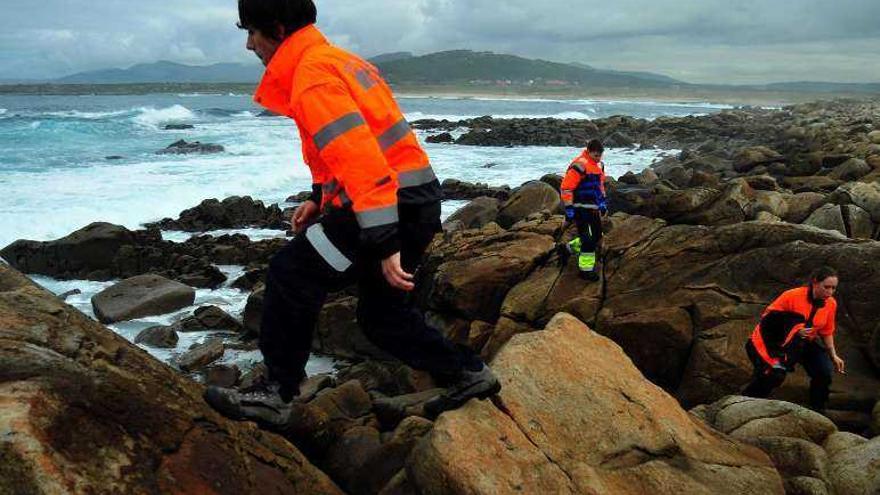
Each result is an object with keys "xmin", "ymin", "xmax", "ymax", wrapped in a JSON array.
[{"xmin": 381, "ymin": 252, "xmax": 415, "ymax": 291}]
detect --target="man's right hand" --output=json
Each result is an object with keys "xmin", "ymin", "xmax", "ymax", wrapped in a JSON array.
[{"xmin": 292, "ymin": 200, "xmax": 319, "ymax": 233}]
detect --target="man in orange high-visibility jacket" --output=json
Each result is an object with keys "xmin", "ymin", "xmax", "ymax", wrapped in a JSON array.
[
  {"xmin": 742, "ymin": 266, "xmax": 846, "ymax": 413},
  {"xmin": 560, "ymin": 139, "xmax": 607, "ymax": 281},
  {"xmin": 205, "ymin": 0, "xmax": 499, "ymax": 427}
]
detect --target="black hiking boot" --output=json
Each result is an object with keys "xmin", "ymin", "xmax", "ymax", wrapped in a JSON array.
[
  {"xmin": 423, "ymin": 364, "xmax": 501, "ymax": 419},
  {"xmin": 204, "ymin": 381, "xmax": 293, "ymax": 429},
  {"xmin": 579, "ymin": 270, "xmax": 599, "ymax": 281}
]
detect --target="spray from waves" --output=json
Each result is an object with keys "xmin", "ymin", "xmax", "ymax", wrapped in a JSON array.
[
  {"xmin": 0, "ymin": 108, "xmax": 7, "ymax": 116},
  {"xmin": 29, "ymin": 109, "xmax": 130, "ymax": 120},
  {"xmin": 132, "ymin": 104, "xmax": 196, "ymax": 128},
  {"xmin": 572, "ymin": 99, "xmax": 736, "ymax": 110},
  {"xmin": 404, "ymin": 110, "xmax": 596, "ymax": 122}
]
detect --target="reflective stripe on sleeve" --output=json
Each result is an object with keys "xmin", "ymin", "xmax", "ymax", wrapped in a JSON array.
[
  {"xmin": 355, "ymin": 68, "xmax": 377, "ymax": 90},
  {"xmin": 314, "ymin": 112, "xmax": 366, "ymax": 151},
  {"xmin": 355, "ymin": 204, "xmax": 399, "ymax": 229},
  {"xmin": 378, "ymin": 119, "xmax": 412, "ymax": 151},
  {"xmin": 397, "ymin": 166, "xmax": 437, "ymax": 188},
  {"xmin": 305, "ymin": 223, "xmax": 353, "ymax": 272}
]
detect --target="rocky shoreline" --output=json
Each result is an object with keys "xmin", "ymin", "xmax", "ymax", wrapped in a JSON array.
[{"xmin": 2, "ymin": 98, "xmax": 880, "ymax": 494}]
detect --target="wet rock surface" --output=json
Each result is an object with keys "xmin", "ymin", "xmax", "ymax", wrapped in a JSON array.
[{"xmin": 156, "ymin": 139, "xmax": 224, "ymax": 154}]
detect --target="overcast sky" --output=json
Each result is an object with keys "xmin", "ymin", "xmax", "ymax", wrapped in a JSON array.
[{"xmin": 2, "ymin": 0, "xmax": 879, "ymax": 84}]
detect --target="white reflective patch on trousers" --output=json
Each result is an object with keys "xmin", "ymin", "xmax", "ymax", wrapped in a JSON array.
[{"xmin": 305, "ymin": 223, "xmax": 353, "ymax": 272}]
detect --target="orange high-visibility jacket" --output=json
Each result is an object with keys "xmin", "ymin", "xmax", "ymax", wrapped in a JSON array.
[
  {"xmin": 560, "ymin": 151, "xmax": 606, "ymax": 209},
  {"xmin": 253, "ymin": 24, "xmax": 440, "ymax": 257},
  {"xmin": 749, "ymin": 286, "xmax": 837, "ymax": 367}
]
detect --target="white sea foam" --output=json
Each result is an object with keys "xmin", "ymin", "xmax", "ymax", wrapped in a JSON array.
[
  {"xmin": 44, "ymin": 109, "xmax": 130, "ymax": 119},
  {"xmin": 132, "ymin": 104, "xmax": 196, "ymax": 127},
  {"xmin": 162, "ymin": 228, "xmax": 289, "ymax": 243},
  {"xmin": 404, "ymin": 110, "xmax": 596, "ymax": 122}
]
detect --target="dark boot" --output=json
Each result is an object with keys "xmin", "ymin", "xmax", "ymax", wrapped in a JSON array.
[
  {"xmin": 204, "ymin": 381, "xmax": 293, "ymax": 429},
  {"xmin": 423, "ymin": 364, "xmax": 501, "ymax": 419}
]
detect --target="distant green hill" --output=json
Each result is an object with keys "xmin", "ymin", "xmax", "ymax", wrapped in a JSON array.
[
  {"xmin": 368, "ymin": 52, "xmax": 414, "ymax": 64},
  {"xmin": 55, "ymin": 61, "xmax": 262, "ymax": 84},
  {"xmin": 374, "ymin": 50, "xmax": 683, "ymax": 88},
  {"xmin": 21, "ymin": 51, "xmax": 878, "ymax": 97}
]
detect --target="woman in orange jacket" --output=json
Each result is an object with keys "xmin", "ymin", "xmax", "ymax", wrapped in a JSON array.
[{"xmin": 742, "ymin": 266, "xmax": 846, "ymax": 412}]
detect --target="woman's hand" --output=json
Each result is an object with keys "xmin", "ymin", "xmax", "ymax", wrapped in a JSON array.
[{"xmin": 832, "ymin": 354, "xmax": 846, "ymax": 374}]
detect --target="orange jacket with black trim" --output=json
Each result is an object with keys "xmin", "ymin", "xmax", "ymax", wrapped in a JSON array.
[
  {"xmin": 252, "ymin": 24, "xmax": 441, "ymax": 258},
  {"xmin": 749, "ymin": 286, "xmax": 837, "ymax": 367},
  {"xmin": 560, "ymin": 151, "xmax": 606, "ymax": 211}
]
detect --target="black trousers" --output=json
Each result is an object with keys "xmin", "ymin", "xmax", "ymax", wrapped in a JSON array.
[
  {"xmin": 259, "ymin": 203, "xmax": 482, "ymax": 398},
  {"xmin": 574, "ymin": 208, "xmax": 603, "ymax": 254},
  {"xmin": 742, "ymin": 339, "xmax": 833, "ymax": 411}
]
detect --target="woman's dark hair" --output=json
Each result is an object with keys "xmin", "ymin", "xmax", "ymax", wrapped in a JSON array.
[
  {"xmin": 810, "ymin": 265, "xmax": 838, "ymax": 283},
  {"xmin": 587, "ymin": 139, "xmax": 604, "ymax": 154},
  {"xmin": 237, "ymin": 0, "xmax": 317, "ymax": 40}
]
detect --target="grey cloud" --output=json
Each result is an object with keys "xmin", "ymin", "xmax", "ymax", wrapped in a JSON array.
[{"xmin": 0, "ymin": 0, "xmax": 878, "ymax": 83}]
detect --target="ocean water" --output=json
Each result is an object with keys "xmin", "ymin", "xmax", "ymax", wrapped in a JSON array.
[{"xmin": 0, "ymin": 92, "xmax": 729, "ymax": 375}]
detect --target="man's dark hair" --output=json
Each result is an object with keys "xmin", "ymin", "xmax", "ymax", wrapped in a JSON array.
[
  {"xmin": 810, "ymin": 265, "xmax": 838, "ymax": 283},
  {"xmin": 587, "ymin": 139, "xmax": 604, "ymax": 155},
  {"xmin": 237, "ymin": 0, "xmax": 317, "ymax": 40}
]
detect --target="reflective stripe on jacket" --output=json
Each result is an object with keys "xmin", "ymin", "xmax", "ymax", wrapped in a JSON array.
[
  {"xmin": 749, "ymin": 286, "xmax": 837, "ymax": 367},
  {"xmin": 253, "ymin": 24, "xmax": 440, "ymax": 257},
  {"xmin": 560, "ymin": 151, "xmax": 606, "ymax": 210}
]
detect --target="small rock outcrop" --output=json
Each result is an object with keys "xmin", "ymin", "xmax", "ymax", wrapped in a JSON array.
[{"xmin": 91, "ymin": 274, "xmax": 195, "ymax": 324}]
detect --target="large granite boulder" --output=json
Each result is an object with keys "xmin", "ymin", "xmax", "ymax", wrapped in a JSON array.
[
  {"xmin": 496, "ymin": 181, "xmax": 562, "ymax": 228},
  {"xmin": 827, "ymin": 435, "xmax": 880, "ymax": 494},
  {"xmin": 803, "ymin": 204, "xmax": 847, "ymax": 236},
  {"xmin": 91, "ymin": 274, "xmax": 195, "ymax": 324},
  {"xmin": 407, "ymin": 314, "xmax": 783, "ymax": 494},
  {"xmin": 1, "ymin": 222, "xmax": 136, "ymax": 280},
  {"xmin": 0, "ymin": 263, "xmax": 341, "ymax": 494},
  {"xmin": 677, "ymin": 320, "xmax": 754, "ymax": 406},
  {"xmin": 733, "ymin": 146, "xmax": 785, "ymax": 173},
  {"xmin": 782, "ymin": 192, "xmax": 827, "ymax": 223},
  {"xmin": 698, "ymin": 396, "xmax": 838, "ymax": 444},
  {"xmin": 443, "ymin": 196, "xmax": 500, "ymax": 231},
  {"xmin": 828, "ymin": 158, "xmax": 871, "ymax": 182},
  {"xmin": 420, "ymin": 227, "xmax": 555, "ymax": 322},
  {"xmin": 826, "ymin": 181, "xmax": 880, "ymax": 222}
]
